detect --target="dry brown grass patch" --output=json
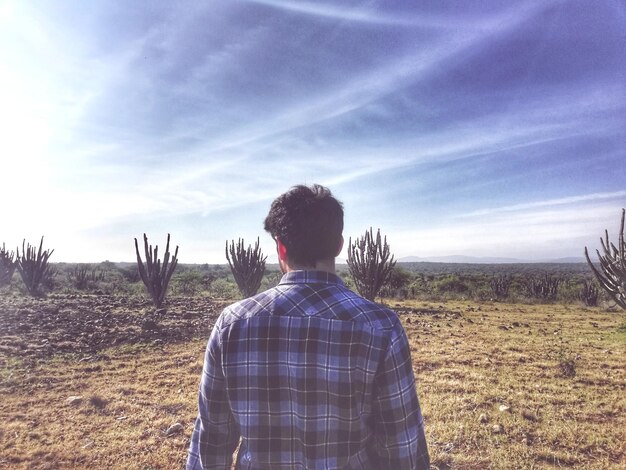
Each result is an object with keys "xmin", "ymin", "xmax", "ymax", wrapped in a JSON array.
[{"xmin": 1, "ymin": 297, "xmax": 625, "ymax": 469}]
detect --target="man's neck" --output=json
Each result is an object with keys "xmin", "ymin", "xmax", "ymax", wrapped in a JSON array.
[{"xmin": 282, "ymin": 258, "xmax": 336, "ymax": 275}]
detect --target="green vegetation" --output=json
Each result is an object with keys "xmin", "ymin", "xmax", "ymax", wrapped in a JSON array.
[{"xmin": 1, "ymin": 255, "xmax": 620, "ymax": 308}]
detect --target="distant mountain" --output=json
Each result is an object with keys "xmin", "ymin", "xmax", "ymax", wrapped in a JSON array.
[
  {"xmin": 398, "ymin": 255, "xmax": 586, "ymax": 264},
  {"xmin": 540, "ymin": 256, "xmax": 586, "ymax": 264}
]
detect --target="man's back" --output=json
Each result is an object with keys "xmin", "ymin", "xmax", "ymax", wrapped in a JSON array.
[{"xmin": 187, "ymin": 270, "xmax": 429, "ymax": 469}]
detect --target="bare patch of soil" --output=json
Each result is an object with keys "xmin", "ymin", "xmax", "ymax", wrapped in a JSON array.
[{"xmin": 0, "ymin": 294, "xmax": 223, "ymax": 360}]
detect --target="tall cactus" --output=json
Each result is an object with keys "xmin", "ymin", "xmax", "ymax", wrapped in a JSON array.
[
  {"xmin": 226, "ymin": 237, "xmax": 267, "ymax": 298},
  {"xmin": 347, "ymin": 228, "xmax": 396, "ymax": 301},
  {"xmin": 584, "ymin": 208, "xmax": 626, "ymax": 309},
  {"xmin": 578, "ymin": 280, "xmax": 599, "ymax": 307},
  {"xmin": 524, "ymin": 274, "xmax": 560, "ymax": 300},
  {"xmin": 0, "ymin": 243, "xmax": 16, "ymax": 288},
  {"xmin": 15, "ymin": 237, "xmax": 55, "ymax": 296},
  {"xmin": 135, "ymin": 233, "xmax": 179, "ymax": 311},
  {"xmin": 490, "ymin": 274, "xmax": 512, "ymax": 299}
]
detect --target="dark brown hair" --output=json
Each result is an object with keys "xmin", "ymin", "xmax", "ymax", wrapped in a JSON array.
[{"xmin": 263, "ymin": 184, "xmax": 343, "ymax": 266}]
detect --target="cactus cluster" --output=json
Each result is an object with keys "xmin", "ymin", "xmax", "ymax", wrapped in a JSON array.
[
  {"xmin": 16, "ymin": 238, "xmax": 55, "ymax": 296},
  {"xmin": 0, "ymin": 243, "xmax": 16, "ymax": 288},
  {"xmin": 585, "ymin": 208, "xmax": 626, "ymax": 310},
  {"xmin": 68, "ymin": 264, "xmax": 105, "ymax": 290},
  {"xmin": 134, "ymin": 233, "xmax": 179, "ymax": 311},
  {"xmin": 347, "ymin": 228, "xmax": 396, "ymax": 301},
  {"xmin": 490, "ymin": 275, "xmax": 512, "ymax": 299},
  {"xmin": 578, "ymin": 280, "xmax": 599, "ymax": 307},
  {"xmin": 524, "ymin": 274, "xmax": 560, "ymax": 300},
  {"xmin": 226, "ymin": 237, "xmax": 267, "ymax": 298}
]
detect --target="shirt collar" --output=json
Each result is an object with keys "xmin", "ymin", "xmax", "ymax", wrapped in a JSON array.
[{"xmin": 278, "ymin": 270, "xmax": 345, "ymax": 286}]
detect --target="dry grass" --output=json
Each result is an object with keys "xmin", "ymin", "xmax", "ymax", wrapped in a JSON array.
[
  {"xmin": 401, "ymin": 300, "xmax": 626, "ymax": 469},
  {"xmin": 1, "ymin": 299, "xmax": 625, "ymax": 469}
]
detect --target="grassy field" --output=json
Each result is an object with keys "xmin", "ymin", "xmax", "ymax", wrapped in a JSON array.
[{"xmin": 1, "ymin": 296, "xmax": 625, "ymax": 469}]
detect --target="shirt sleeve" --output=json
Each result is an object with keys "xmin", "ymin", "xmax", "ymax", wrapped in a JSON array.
[
  {"xmin": 187, "ymin": 317, "xmax": 239, "ymax": 470},
  {"xmin": 371, "ymin": 321, "xmax": 430, "ymax": 469}
]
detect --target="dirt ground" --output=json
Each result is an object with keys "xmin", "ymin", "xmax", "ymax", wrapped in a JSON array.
[
  {"xmin": 1, "ymin": 294, "xmax": 625, "ymax": 469},
  {"xmin": 0, "ymin": 294, "xmax": 225, "ymax": 360}
]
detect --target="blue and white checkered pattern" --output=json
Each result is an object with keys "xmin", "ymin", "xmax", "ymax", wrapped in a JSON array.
[{"xmin": 187, "ymin": 270, "xmax": 429, "ymax": 469}]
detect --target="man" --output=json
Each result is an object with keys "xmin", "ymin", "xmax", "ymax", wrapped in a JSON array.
[{"xmin": 187, "ymin": 184, "xmax": 429, "ymax": 469}]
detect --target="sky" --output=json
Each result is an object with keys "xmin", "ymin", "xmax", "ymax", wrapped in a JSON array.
[{"xmin": 0, "ymin": 0, "xmax": 624, "ymax": 263}]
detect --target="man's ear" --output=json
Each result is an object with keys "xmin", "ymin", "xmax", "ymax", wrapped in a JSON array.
[
  {"xmin": 335, "ymin": 236, "xmax": 344, "ymax": 257},
  {"xmin": 277, "ymin": 239, "xmax": 288, "ymax": 262}
]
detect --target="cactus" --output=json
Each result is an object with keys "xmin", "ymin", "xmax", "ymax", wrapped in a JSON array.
[
  {"xmin": 69, "ymin": 264, "xmax": 104, "ymax": 290},
  {"xmin": 524, "ymin": 274, "xmax": 560, "ymax": 300},
  {"xmin": 584, "ymin": 208, "xmax": 626, "ymax": 310},
  {"xmin": 578, "ymin": 280, "xmax": 599, "ymax": 307},
  {"xmin": 0, "ymin": 243, "xmax": 16, "ymax": 288},
  {"xmin": 226, "ymin": 237, "xmax": 267, "ymax": 298},
  {"xmin": 135, "ymin": 233, "xmax": 179, "ymax": 311},
  {"xmin": 68, "ymin": 264, "xmax": 90, "ymax": 290},
  {"xmin": 347, "ymin": 228, "xmax": 396, "ymax": 301},
  {"xmin": 490, "ymin": 274, "xmax": 512, "ymax": 299},
  {"xmin": 15, "ymin": 237, "xmax": 55, "ymax": 296}
]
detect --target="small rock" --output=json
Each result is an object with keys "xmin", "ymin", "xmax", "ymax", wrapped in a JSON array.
[
  {"xmin": 165, "ymin": 423, "xmax": 184, "ymax": 436},
  {"xmin": 498, "ymin": 405, "xmax": 511, "ymax": 413},
  {"xmin": 66, "ymin": 396, "xmax": 83, "ymax": 406},
  {"xmin": 492, "ymin": 424, "xmax": 504, "ymax": 434},
  {"xmin": 478, "ymin": 413, "xmax": 489, "ymax": 423},
  {"xmin": 141, "ymin": 319, "xmax": 159, "ymax": 331},
  {"xmin": 521, "ymin": 410, "xmax": 538, "ymax": 422}
]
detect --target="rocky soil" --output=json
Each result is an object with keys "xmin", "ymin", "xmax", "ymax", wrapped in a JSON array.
[
  {"xmin": 0, "ymin": 293, "xmax": 462, "ymax": 361},
  {"xmin": 0, "ymin": 293, "xmax": 224, "ymax": 359}
]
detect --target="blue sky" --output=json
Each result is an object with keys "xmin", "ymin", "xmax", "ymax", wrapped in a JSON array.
[{"xmin": 1, "ymin": 0, "xmax": 624, "ymax": 263}]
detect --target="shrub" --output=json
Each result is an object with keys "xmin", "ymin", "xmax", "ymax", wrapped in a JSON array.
[
  {"xmin": 434, "ymin": 274, "xmax": 469, "ymax": 294},
  {"xmin": 209, "ymin": 278, "xmax": 238, "ymax": 299},
  {"xmin": 118, "ymin": 265, "xmax": 140, "ymax": 283},
  {"xmin": 171, "ymin": 270, "xmax": 206, "ymax": 296},
  {"xmin": 380, "ymin": 266, "xmax": 413, "ymax": 299}
]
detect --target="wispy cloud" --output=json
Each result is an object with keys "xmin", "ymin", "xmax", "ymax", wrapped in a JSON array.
[
  {"xmin": 243, "ymin": 0, "xmax": 481, "ymax": 28},
  {"xmin": 462, "ymin": 191, "xmax": 626, "ymax": 218},
  {"xmin": 1, "ymin": 0, "xmax": 623, "ymax": 262}
]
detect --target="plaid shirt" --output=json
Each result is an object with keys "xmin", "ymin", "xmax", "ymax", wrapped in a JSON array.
[{"xmin": 187, "ymin": 270, "xmax": 429, "ymax": 469}]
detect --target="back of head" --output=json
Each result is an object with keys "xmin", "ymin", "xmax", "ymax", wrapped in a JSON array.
[{"xmin": 264, "ymin": 184, "xmax": 344, "ymax": 267}]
